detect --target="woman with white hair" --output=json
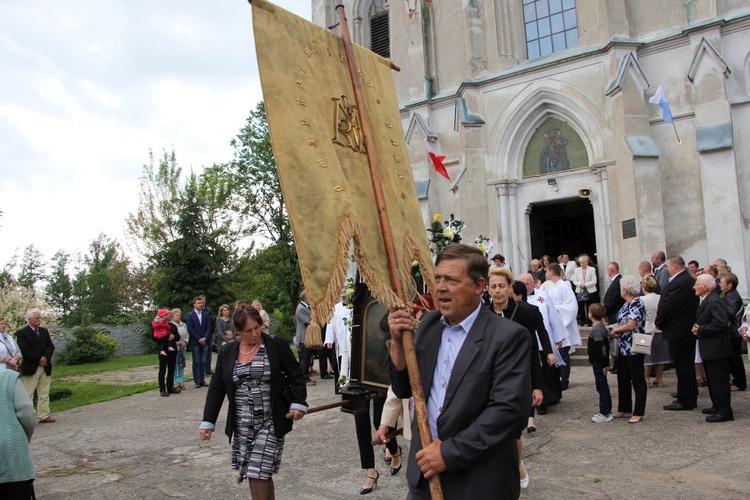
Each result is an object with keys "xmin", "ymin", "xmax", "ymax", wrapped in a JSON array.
[
  {"xmin": 608, "ymin": 275, "xmax": 648, "ymax": 423},
  {"xmin": 572, "ymin": 254, "xmax": 598, "ymax": 326}
]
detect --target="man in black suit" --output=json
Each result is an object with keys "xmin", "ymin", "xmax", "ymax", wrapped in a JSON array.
[
  {"xmin": 720, "ymin": 273, "xmax": 746, "ymax": 392},
  {"xmin": 388, "ymin": 244, "xmax": 530, "ymax": 499},
  {"xmin": 656, "ymin": 256, "xmax": 700, "ymax": 411},
  {"xmin": 652, "ymin": 250, "xmax": 670, "ymax": 293},
  {"xmin": 638, "ymin": 260, "xmax": 661, "ymax": 294},
  {"xmin": 692, "ymin": 275, "xmax": 733, "ymax": 422},
  {"xmin": 16, "ymin": 308, "xmax": 56, "ymax": 423},
  {"xmin": 199, "ymin": 295, "xmax": 216, "ymax": 375},
  {"xmin": 602, "ymin": 262, "xmax": 625, "ymax": 325},
  {"xmin": 187, "ymin": 296, "xmax": 212, "ymax": 388}
]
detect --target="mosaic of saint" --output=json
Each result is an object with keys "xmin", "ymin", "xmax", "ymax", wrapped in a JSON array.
[{"xmin": 523, "ymin": 118, "xmax": 589, "ymax": 177}]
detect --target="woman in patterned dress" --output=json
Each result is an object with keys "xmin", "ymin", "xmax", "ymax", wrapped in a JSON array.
[
  {"xmin": 200, "ymin": 302, "xmax": 308, "ymax": 499},
  {"xmin": 608, "ymin": 275, "xmax": 648, "ymax": 424}
]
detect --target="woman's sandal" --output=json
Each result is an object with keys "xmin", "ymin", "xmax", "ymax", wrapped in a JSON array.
[
  {"xmin": 360, "ymin": 470, "xmax": 379, "ymax": 495},
  {"xmin": 390, "ymin": 446, "xmax": 403, "ymax": 475}
]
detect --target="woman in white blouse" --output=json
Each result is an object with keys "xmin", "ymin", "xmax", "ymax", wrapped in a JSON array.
[
  {"xmin": 0, "ymin": 317, "xmax": 22, "ymax": 372},
  {"xmin": 572, "ymin": 254, "xmax": 598, "ymax": 326}
]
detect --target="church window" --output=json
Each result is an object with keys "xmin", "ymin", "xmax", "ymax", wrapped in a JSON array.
[
  {"xmin": 370, "ymin": 11, "xmax": 390, "ymax": 58},
  {"xmin": 523, "ymin": 0, "xmax": 578, "ymax": 59}
]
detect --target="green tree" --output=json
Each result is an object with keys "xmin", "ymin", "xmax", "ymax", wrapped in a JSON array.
[
  {"xmin": 127, "ymin": 149, "xmax": 249, "ymax": 310},
  {"xmin": 126, "ymin": 149, "xmax": 182, "ymax": 260},
  {"xmin": 46, "ymin": 250, "xmax": 74, "ymax": 319},
  {"xmin": 63, "ymin": 234, "xmax": 143, "ymax": 326},
  {"xmin": 226, "ymin": 101, "xmax": 301, "ymax": 314},
  {"xmin": 152, "ymin": 177, "xmax": 235, "ymax": 309},
  {"xmin": 17, "ymin": 244, "xmax": 46, "ymax": 291},
  {"xmin": 0, "ymin": 253, "xmax": 17, "ymax": 286}
]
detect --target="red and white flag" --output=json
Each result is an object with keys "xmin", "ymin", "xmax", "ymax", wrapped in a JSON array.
[{"xmin": 424, "ymin": 138, "xmax": 450, "ymax": 181}]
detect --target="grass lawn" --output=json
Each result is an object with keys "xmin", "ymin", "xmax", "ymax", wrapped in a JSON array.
[
  {"xmin": 49, "ymin": 354, "xmax": 163, "ymax": 413},
  {"xmin": 47, "ymin": 344, "xmax": 301, "ymax": 413},
  {"xmin": 54, "ymin": 354, "xmax": 158, "ymax": 377}
]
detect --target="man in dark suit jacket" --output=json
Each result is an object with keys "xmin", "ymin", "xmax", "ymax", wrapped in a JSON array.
[
  {"xmin": 692, "ymin": 275, "xmax": 733, "ymax": 422},
  {"xmin": 389, "ymin": 244, "xmax": 531, "ymax": 499},
  {"xmin": 16, "ymin": 308, "xmax": 56, "ymax": 423},
  {"xmin": 602, "ymin": 262, "xmax": 625, "ymax": 325},
  {"xmin": 720, "ymin": 273, "xmax": 746, "ymax": 391},
  {"xmin": 187, "ymin": 296, "xmax": 212, "ymax": 388},
  {"xmin": 655, "ymin": 256, "xmax": 700, "ymax": 411},
  {"xmin": 638, "ymin": 260, "xmax": 661, "ymax": 295},
  {"xmin": 652, "ymin": 250, "xmax": 670, "ymax": 294}
]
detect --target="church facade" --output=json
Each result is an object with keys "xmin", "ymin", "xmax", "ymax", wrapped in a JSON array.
[{"xmin": 311, "ymin": 0, "xmax": 750, "ymax": 295}]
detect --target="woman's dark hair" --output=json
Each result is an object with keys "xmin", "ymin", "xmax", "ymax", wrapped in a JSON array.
[
  {"xmin": 512, "ymin": 281, "xmax": 527, "ymax": 301},
  {"xmin": 233, "ymin": 301, "xmax": 263, "ymax": 332}
]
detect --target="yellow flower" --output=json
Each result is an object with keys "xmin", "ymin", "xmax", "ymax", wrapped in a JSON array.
[
  {"xmin": 433, "ymin": 213, "xmax": 442, "ymax": 222},
  {"xmin": 478, "ymin": 243, "xmax": 487, "ymax": 253}
]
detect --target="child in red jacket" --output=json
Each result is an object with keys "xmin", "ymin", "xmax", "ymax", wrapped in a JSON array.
[{"xmin": 152, "ymin": 308, "xmax": 175, "ymax": 357}]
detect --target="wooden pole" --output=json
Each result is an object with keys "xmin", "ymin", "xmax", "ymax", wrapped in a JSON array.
[
  {"xmin": 671, "ymin": 121, "xmax": 681, "ymax": 144},
  {"xmin": 334, "ymin": 4, "xmax": 443, "ymax": 499}
]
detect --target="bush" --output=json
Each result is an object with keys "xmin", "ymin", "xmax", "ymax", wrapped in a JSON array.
[
  {"xmin": 50, "ymin": 388, "xmax": 73, "ymax": 401},
  {"xmin": 57, "ymin": 327, "xmax": 118, "ymax": 365},
  {"xmin": 271, "ymin": 310, "xmax": 295, "ymax": 344}
]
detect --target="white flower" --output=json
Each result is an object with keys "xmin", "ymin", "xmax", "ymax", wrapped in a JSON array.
[{"xmin": 443, "ymin": 227, "xmax": 456, "ymax": 240}]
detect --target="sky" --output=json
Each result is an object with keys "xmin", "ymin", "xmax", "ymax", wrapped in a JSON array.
[{"xmin": 0, "ymin": 0, "xmax": 312, "ymax": 271}]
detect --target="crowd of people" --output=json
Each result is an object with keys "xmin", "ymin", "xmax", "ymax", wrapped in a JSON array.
[{"xmin": 2, "ymin": 244, "xmax": 746, "ymax": 499}]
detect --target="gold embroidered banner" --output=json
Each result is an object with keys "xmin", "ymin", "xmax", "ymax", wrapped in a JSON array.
[{"xmin": 252, "ymin": 0, "xmax": 434, "ymax": 336}]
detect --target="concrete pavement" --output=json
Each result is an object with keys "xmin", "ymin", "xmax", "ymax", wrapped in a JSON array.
[{"xmin": 31, "ymin": 360, "xmax": 750, "ymax": 499}]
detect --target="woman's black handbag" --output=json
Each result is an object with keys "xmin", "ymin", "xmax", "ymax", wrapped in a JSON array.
[{"xmin": 576, "ymin": 290, "xmax": 590, "ymax": 302}]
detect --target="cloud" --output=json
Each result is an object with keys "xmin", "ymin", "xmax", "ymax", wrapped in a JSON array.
[{"xmin": 0, "ymin": 0, "xmax": 311, "ymax": 268}]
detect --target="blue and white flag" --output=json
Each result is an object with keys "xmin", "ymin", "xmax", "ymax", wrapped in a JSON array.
[{"xmin": 648, "ymin": 85, "xmax": 674, "ymax": 123}]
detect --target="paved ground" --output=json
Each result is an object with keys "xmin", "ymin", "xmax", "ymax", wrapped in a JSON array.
[{"xmin": 31, "ymin": 359, "xmax": 750, "ymax": 499}]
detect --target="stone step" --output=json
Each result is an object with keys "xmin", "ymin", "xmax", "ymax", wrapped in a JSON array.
[{"xmin": 570, "ymin": 325, "xmax": 591, "ymax": 366}]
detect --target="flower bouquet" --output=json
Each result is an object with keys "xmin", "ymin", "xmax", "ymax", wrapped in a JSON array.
[{"xmin": 428, "ymin": 213, "xmax": 465, "ymax": 256}]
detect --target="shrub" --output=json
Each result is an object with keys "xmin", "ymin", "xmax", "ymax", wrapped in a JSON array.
[
  {"xmin": 271, "ymin": 310, "xmax": 295, "ymax": 344},
  {"xmin": 50, "ymin": 388, "xmax": 73, "ymax": 401},
  {"xmin": 57, "ymin": 327, "xmax": 118, "ymax": 365}
]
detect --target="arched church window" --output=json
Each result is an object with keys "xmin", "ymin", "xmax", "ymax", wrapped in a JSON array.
[
  {"xmin": 523, "ymin": 117, "xmax": 588, "ymax": 177},
  {"xmin": 523, "ymin": 0, "xmax": 578, "ymax": 59}
]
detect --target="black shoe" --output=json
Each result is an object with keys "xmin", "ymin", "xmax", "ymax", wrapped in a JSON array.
[
  {"xmin": 205, "ymin": 370, "xmax": 213, "ymax": 376},
  {"xmin": 390, "ymin": 447, "xmax": 402, "ymax": 475},
  {"xmin": 383, "ymin": 447, "xmax": 391, "ymax": 463},
  {"xmin": 320, "ymin": 375, "xmax": 333, "ymax": 379},
  {"xmin": 200, "ymin": 381, "xmax": 209, "ymax": 387},
  {"xmin": 561, "ymin": 381, "xmax": 569, "ymax": 391},
  {"xmin": 701, "ymin": 408, "xmax": 717, "ymax": 414},
  {"xmin": 160, "ymin": 390, "xmax": 169, "ymax": 397},
  {"xmin": 705, "ymin": 413, "xmax": 734, "ymax": 423},
  {"xmin": 195, "ymin": 383, "xmax": 202, "ymax": 388},
  {"xmin": 168, "ymin": 387, "xmax": 181, "ymax": 394},
  {"xmin": 671, "ymin": 392, "xmax": 678, "ymax": 398},
  {"xmin": 663, "ymin": 402, "xmax": 694, "ymax": 411},
  {"xmin": 360, "ymin": 471, "xmax": 379, "ymax": 495},
  {"xmin": 537, "ymin": 405, "xmax": 547, "ymax": 415},
  {"xmin": 527, "ymin": 425, "xmax": 537, "ymax": 434}
]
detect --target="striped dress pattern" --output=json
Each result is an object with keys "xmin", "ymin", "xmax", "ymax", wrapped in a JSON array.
[{"xmin": 231, "ymin": 345, "xmax": 284, "ymax": 482}]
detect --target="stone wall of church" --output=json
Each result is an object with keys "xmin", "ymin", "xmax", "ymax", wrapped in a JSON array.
[{"xmin": 310, "ymin": 0, "xmax": 750, "ymax": 294}]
